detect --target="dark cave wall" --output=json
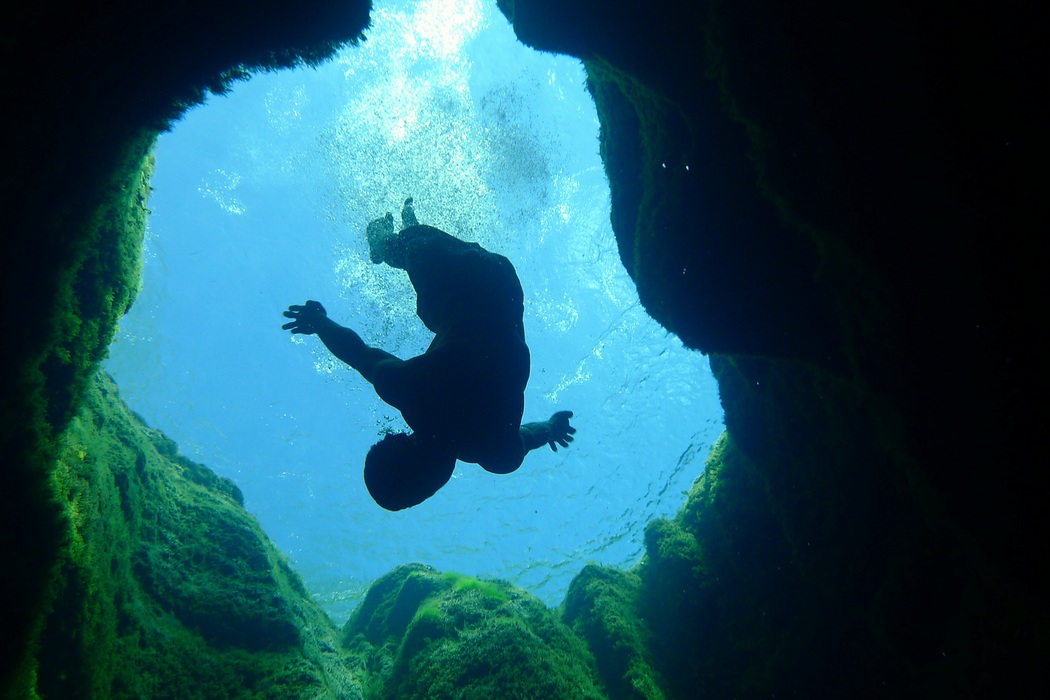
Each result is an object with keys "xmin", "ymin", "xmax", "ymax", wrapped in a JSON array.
[
  {"xmin": 0, "ymin": 130, "xmax": 156, "ymax": 698},
  {"xmin": 1, "ymin": 1, "xmax": 372, "ymax": 695},
  {"xmin": 501, "ymin": 0, "xmax": 1049, "ymax": 696},
  {"xmin": 2, "ymin": 0, "xmax": 1047, "ymax": 697},
  {"xmin": 505, "ymin": 0, "xmax": 1048, "ymax": 593}
]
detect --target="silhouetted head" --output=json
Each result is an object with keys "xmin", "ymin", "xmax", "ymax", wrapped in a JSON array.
[{"xmin": 364, "ymin": 432, "xmax": 456, "ymax": 511}]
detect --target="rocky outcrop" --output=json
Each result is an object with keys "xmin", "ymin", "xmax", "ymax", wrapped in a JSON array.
[
  {"xmin": 2, "ymin": 2, "xmax": 372, "ymax": 694},
  {"xmin": 39, "ymin": 371, "xmax": 363, "ymax": 699},
  {"xmin": 343, "ymin": 564, "xmax": 605, "ymax": 699},
  {"xmin": 500, "ymin": 0, "xmax": 1048, "ymax": 696},
  {"xmin": 563, "ymin": 565, "xmax": 663, "ymax": 700}
]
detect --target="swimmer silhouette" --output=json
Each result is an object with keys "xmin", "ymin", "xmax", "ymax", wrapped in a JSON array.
[{"xmin": 283, "ymin": 198, "xmax": 576, "ymax": 510}]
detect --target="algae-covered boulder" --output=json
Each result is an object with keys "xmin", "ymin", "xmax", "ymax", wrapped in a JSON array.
[
  {"xmin": 38, "ymin": 370, "xmax": 363, "ymax": 699},
  {"xmin": 563, "ymin": 565, "xmax": 664, "ymax": 700},
  {"xmin": 343, "ymin": 564, "xmax": 606, "ymax": 699}
]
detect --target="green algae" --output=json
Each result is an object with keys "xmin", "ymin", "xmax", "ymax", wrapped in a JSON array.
[
  {"xmin": 3, "ymin": 131, "xmax": 157, "ymax": 699},
  {"xmin": 37, "ymin": 371, "xmax": 364, "ymax": 699},
  {"xmin": 3, "ymin": 4, "xmax": 373, "ymax": 693},
  {"xmin": 343, "ymin": 565, "xmax": 605, "ymax": 699},
  {"xmin": 440, "ymin": 571, "xmax": 511, "ymax": 604},
  {"xmin": 563, "ymin": 565, "xmax": 665, "ymax": 700}
]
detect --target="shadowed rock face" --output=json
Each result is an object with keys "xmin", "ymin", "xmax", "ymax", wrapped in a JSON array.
[
  {"xmin": 2, "ymin": 2, "xmax": 373, "ymax": 693},
  {"xmin": 3, "ymin": 0, "xmax": 1047, "ymax": 698},
  {"xmin": 498, "ymin": 0, "xmax": 1049, "ymax": 695}
]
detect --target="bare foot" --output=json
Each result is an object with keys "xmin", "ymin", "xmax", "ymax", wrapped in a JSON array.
[{"xmin": 401, "ymin": 197, "xmax": 419, "ymax": 229}]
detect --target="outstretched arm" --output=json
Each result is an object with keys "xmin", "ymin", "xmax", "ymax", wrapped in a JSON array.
[
  {"xmin": 520, "ymin": 410, "xmax": 576, "ymax": 453},
  {"xmin": 282, "ymin": 300, "xmax": 399, "ymax": 384}
]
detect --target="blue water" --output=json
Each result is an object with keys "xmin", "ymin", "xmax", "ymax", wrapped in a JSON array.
[{"xmin": 106, "ymin": 0, "xmax": 723, "ymax": 623}]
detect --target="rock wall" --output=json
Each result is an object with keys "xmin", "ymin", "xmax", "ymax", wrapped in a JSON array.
[
  {"xmin": 500, "ymin": 0, "xmax": 1049, "ymax": 696},
  {"xmin": 41, "ymin": 372, "xmax": 363, "ymax": 698},
  {"xmin": 1, "ymin": 1, "xmax": 372, "ymax": 694}
]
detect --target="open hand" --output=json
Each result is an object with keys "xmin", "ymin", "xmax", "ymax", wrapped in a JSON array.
[
  {"xmin": 282, "ymin": 300, "xmax": 327, "ymax": 335},
  {"xmin": 547, "ymin": 410, "xmax": 576, "ymax": 451}
]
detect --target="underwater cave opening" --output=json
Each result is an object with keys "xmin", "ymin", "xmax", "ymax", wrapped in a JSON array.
[{"xmin": 105, "ymin": 0, "xmax": 724, "ymax": 623}]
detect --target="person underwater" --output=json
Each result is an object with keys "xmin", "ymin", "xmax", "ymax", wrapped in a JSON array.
[{"xmin": 282, "ymin": 198, "xmax": 576, "ymax": 510}]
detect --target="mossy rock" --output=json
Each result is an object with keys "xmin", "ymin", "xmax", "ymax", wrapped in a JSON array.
[
  {"xmin": 35, "ymin": 370, "xmax": 364, "ymax": 699},
  {"xmin": 343, "ymin": 565, "xmax": 606, "ymax": 699},
  {"xmin": 563, "ymin": 565, "xmax": 664, "ymax": 700}
]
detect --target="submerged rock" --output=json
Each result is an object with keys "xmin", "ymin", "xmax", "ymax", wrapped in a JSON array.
[
  {"xmin": 343, "ymin": 564, "xmax": 606, "ymax": 699},
  {"xmin": 39, "ymin": 370, "xmax": 363, "ymax": 699},
  {"xmin": 563, "ymin": 565, "xmax": 664, "ymax": 700}
]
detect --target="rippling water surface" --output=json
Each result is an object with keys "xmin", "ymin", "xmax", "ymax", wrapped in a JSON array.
[{"xmin": 106, "ymin": 0, "xmax": 724, "ymax": 623}]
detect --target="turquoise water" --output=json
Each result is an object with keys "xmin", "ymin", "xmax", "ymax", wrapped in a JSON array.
[{"xmin": 106, "ymin": 0, "xmax": 723, "ymax": 623}]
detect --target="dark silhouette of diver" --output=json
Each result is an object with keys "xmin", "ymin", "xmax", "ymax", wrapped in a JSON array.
[{"xmin": 283, "ymin": 198, "xmax": 576, "ymax": 511}]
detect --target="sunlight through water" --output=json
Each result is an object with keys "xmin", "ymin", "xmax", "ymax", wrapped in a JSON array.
[{"xmin": 106, "ymin": 0, "xmax": 724, "ymax": 623}]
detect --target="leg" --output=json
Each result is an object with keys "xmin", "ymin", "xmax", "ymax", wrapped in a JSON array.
[{"xmin": 401, "ymin": 196, "xmax": 419, "ymax": 229}]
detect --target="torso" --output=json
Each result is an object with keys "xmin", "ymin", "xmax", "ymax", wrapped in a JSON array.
[{"xmin": 393, "ymin": 225, "xmax": 531, "ymax": 466}]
